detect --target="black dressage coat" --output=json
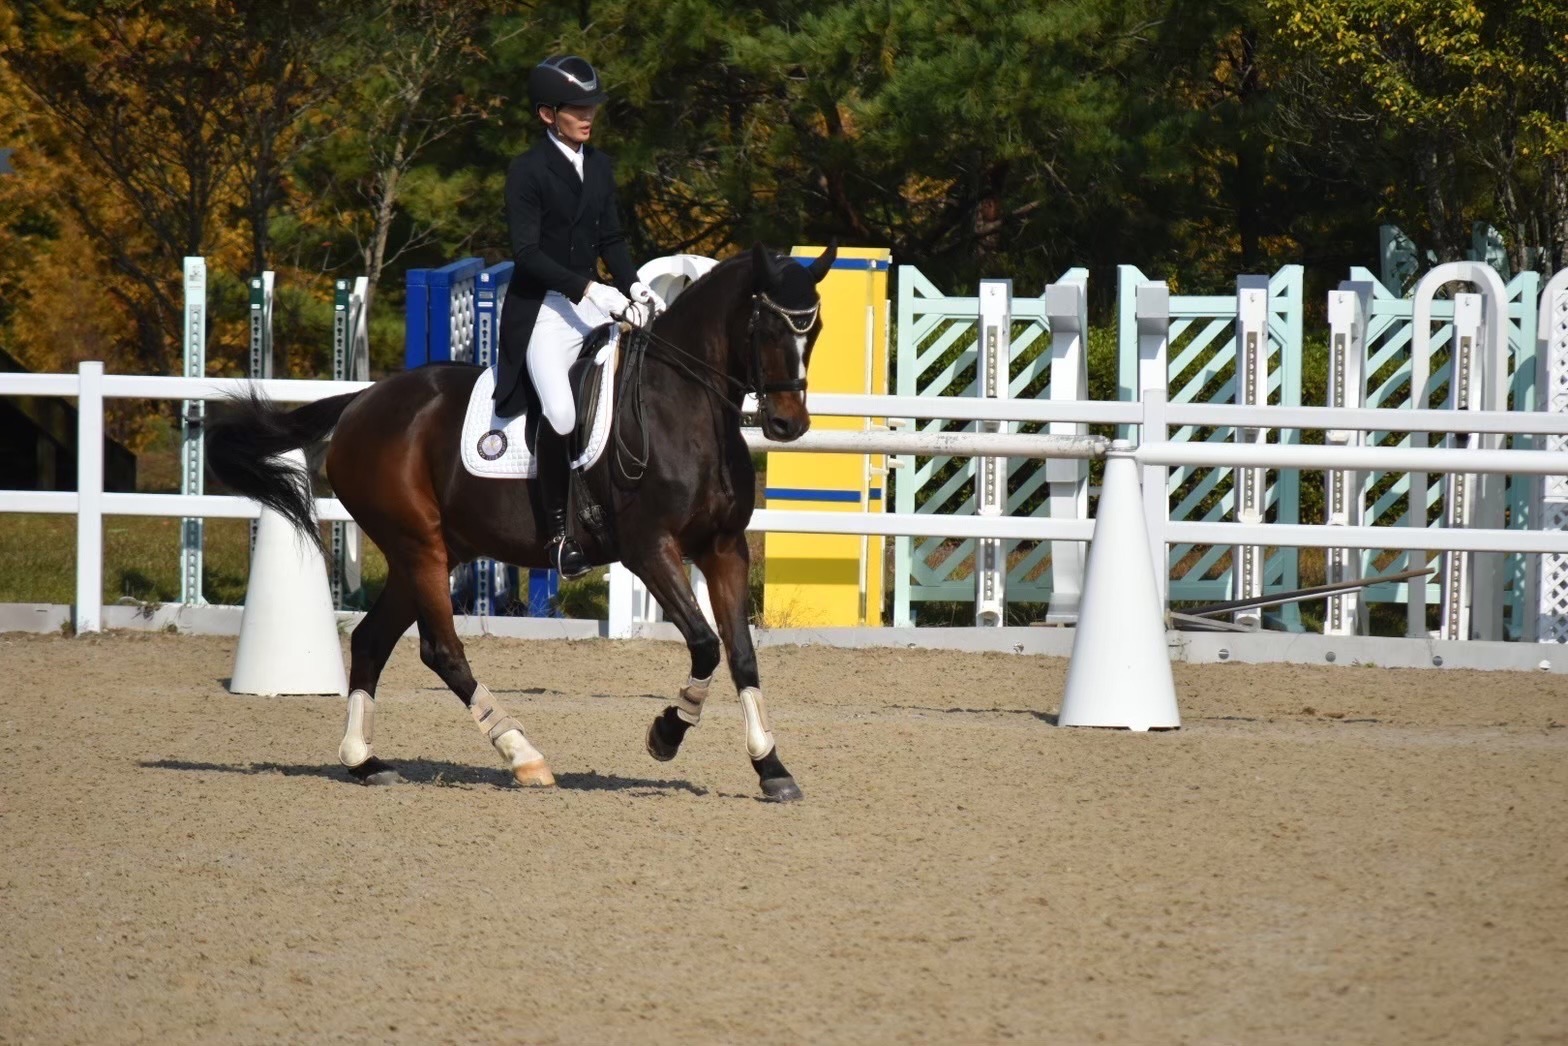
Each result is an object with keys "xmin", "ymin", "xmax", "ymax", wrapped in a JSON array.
[{"xmin": 496, "ymin": 133, "xmax": 640, "ymax": 416}]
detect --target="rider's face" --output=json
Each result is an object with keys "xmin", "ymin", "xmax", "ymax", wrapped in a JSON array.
[{"xmin": 543, "ymin": 103, "xmax": 597, "ymax": 147}]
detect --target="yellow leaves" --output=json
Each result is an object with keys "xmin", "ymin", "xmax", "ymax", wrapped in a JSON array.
[{"xmin": 900, "ymin": 173, "xmax": 957, "ymax": 207}]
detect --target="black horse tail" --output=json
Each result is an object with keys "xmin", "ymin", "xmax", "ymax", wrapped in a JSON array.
[{"xmin": 206, "ymin": 389, "xmax": 362, "ymax": 555}]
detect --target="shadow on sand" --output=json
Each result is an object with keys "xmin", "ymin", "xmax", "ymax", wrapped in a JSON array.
[
  {"xmin": 887, "ymin": 704, "xmax": 1059, "ymax": 725},
  {"xmin": 140, "ymin": 758, "xmax": 709, "ymax": 795}
]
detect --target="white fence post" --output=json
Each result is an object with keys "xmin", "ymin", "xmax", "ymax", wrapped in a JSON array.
[
  {"xmin": 1439, "ymin": 292, "xmax": 1485, "ymax": 640},
  {"xmin": 605, "ymin": 562, "xmax": 711, "ymax": 638},
  {"xmin": 247, "ymin": 271, "xmax": 274, "ymax": 554},
  {"xmin": 248, "ymin": 271, "xmax": 274, "ymax": 380},
  {"xmin": 606, "ymin": 562, "xmax": 638, "ymax": 637},
  {"xmin": 974, "ymin": 279, "xmax": 1010, "ymax": 626},
  {"xmin": 181, "ymin": 257, "xmax": 206, "ymax": 606},
  {"xmin": 1538, "ymin": 269, "xmax": 1568, "ymax": 644},
  {"xmin": 75, "ymin": 362, "xmax": 104, "ymax": 634},
  {"xmin": 1324, "ymin": 282, "xmax": 1370, "ymax": 635},
  {"xmin": 1233, "ymin": 276, "xmax": 1270, "ymax": 628},
  {"xmin": 1410, "ymin": 262, "xmax": 1509, "ymax": 639},
  {"xmin": 1044, "ymin": 275, "xmax": 1088, "ymax": 624},
  {"xmin": 12, "ymin": 351, "xmax": 1568, "ymax": 643},
  {"xmin": 1136, "ymin": 282, "xmax": 1170, "ymax": 607},
  {"xmin": 332, "ymin": 277, "xmax": 369, "ymax": 605}
]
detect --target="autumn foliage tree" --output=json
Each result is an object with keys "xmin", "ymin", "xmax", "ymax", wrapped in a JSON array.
[
  {"xmin": 2, "ymin": 0, "xmax": 1565, "ymax": 424},
  {"xmin": 1265, "ymin": 0, "xmax": 1568, "ymax": 271}
]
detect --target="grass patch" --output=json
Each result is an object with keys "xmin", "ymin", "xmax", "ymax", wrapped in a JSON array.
[{"xmin": 0, "ymin": 513, "xmax": 390, "ymax": 607}]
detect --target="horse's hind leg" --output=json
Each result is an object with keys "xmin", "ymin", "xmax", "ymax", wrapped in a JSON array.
[
  {"xmin": 339, "ymin": 571, "xmax": 416, "ymax": 786},
  {"xmin": 694, "ymin": 533, "xmax": 801, "ymax": 801},
  {"xmin": 407, "ymin": 552, "xmax": 556, "ymax": 788}
]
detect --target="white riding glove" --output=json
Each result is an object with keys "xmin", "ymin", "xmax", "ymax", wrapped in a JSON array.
[
  {"xmin": 583, "ymin": 282, "xmax": 631, "ymax": 319},
  {"xmin": 629, "ymin": 281, "xmax": 667, "ymax": 316},
  {"xmin": 620, "ymin": 300, "xmax": 652, "ymax": 327}
]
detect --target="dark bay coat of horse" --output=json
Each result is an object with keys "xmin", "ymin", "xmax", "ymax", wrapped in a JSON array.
[{"xmin": 207, "ymin": 244, "xmax": 835, "ymax": 800}]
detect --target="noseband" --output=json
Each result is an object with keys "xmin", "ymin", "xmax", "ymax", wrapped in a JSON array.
[{"xmin": 748, "ymin": 291, "xmax": 818, "ymax": 395}]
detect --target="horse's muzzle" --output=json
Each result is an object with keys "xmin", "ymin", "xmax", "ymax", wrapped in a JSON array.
[{"xmin": 763, "ymin": 411, "xmax": 809, "ymax": 442}]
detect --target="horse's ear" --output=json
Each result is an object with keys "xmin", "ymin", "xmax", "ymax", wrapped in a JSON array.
[
  {"xmin": 806, "ymin": 239, "xmax": 838, "ymax": 283},
  {"xmin": 751, "ymin": 243, "xmax": 781, "ymax": 290}
]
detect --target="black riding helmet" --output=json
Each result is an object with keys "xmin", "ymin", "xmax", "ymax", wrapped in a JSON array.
[{"xmin": 528, "ymin": 56, "xmax": 608, "ymax": 114}]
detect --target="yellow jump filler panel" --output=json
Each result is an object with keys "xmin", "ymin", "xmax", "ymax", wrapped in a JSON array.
[{"xmin": 762, "ymin": 246, "xmax": 891, "ymax": 627}]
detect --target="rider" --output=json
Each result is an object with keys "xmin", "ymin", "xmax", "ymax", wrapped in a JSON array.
[{"xmin": 498, "ymin": 54, "xmax": 664, "ymax": 577}]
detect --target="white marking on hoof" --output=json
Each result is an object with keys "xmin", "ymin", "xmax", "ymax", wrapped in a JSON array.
[
  {"xmin": 493, "ymin": 726, "xmax": 545, "ymax": 771},
  {"xmin": 339, "ymin": 689, "xmax": 374, "ymax": 767},
  {"xmin": 511, "ymin": 759, "xmax": 556, "ymax": 788},
  {"xmin": 738, "ymin": 687, "xmax": 776, "ymax": 761}
]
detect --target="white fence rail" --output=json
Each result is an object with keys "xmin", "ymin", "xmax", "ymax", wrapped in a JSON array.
[{"xmin": 4, "ymin": 363, "xmax": 1568, "ymax": 637}]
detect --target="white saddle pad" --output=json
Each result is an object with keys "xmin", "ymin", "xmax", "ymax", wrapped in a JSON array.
[{"xmin": 459, "ymin": 328, "xmax": 620, "ymax": 479}]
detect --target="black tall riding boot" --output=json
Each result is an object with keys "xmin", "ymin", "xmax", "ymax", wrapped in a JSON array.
[{"xmin": 535, "ymin": 426, "xmax": 588, "ymax": 578}]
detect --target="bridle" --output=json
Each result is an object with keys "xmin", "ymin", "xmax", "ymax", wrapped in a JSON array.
[
  {"xmin": 747, "ymin": 291, "xmax": 819, "ymax": 395},
  {"xmin": 610, "ymin": 286, "xmax": 818, "ymax": 483},
  {"xmin": 629, "ymin": 288, "xmax": 819, "ymax": 404}
]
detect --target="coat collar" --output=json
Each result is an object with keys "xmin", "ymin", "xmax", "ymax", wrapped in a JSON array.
[{"xmin": 534, "ymin": 133, "xmax": 592, "ymax": 193}]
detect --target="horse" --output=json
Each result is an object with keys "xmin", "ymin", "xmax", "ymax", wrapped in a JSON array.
[{"xmin": 206, "ymin": 242, "xmax": 836, "ymax": 801}]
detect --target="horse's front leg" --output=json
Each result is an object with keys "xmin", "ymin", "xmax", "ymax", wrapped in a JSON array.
[
  {"xmin": 694, "ymin": 532, "xmax": 802, "ymax": 801},
  {"xmin": 624, "ymin": 535, "xmax": 723, "ymax": 766}
]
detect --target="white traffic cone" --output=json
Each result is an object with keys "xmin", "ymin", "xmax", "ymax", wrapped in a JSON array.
[
  {"xmin": 229, "ymin": 449, "xmax": 348, "ymax": 697},
  {"xmin": 1058, "ymin": 448, "xmax": 1180, "ymax": 730}
]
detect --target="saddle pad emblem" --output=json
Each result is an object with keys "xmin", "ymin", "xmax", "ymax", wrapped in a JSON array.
[
  {"xmin": 477, "ymin": 430, "xmax": 508, "ymax": 461},
  {"xmin": 459, "ymin": 327, "xmax": 620, "ymax": 479}
]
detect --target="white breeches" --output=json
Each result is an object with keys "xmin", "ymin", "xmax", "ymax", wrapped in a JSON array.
[{"xmin": 527, "ymin": 290, "xmax": 611, "ymax": 436}]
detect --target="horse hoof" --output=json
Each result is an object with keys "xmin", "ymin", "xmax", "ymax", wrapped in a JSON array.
[
  {"xmin": 512, "ymin": 760, "xmax": 556, "ymax": 788},
  {"xmin": 646, "ymin": 720, "xmax": 678, "ymax": 762},
  {"xmin": 760, "ymin": 776, "xmax": 803, "ymax": 802}
]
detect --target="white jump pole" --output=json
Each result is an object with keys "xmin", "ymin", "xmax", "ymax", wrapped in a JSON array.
[
  {"xmin": 741, "ymin": 429, "xmax": 1107, "ymax": 459},
  {"xmin": 1135, "ymin": 441, "xmax": 1567, "ymax": 476}
]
